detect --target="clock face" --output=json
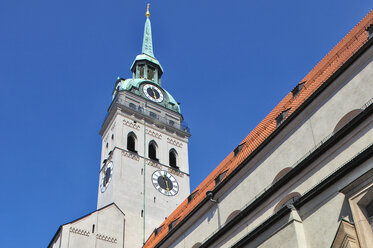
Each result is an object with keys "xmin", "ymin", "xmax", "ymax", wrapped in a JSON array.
[
  {"xmin": 152, "ymin": 170, "xmax": 179, "ymax": 196},
  {"xmin": 100, "ymin": 161, "xmax": 113, "ymax": 193},
  {"xmin": 143, "ymin": 84, "xmax": 164, "ymax": 103}
]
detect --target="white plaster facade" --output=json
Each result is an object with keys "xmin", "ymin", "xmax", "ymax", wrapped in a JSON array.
[
  {"xmin": 96, "ymin": 89, "xmax": 191, "ymax": 247},
  {"xmin": 147, "ymin": 20, "xmax": 373, "ymax": 248},
  {"xmin": 49, "ymin": 204, "xmax": 125, "ymax": 248}
]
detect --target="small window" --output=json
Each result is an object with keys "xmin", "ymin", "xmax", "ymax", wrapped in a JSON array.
[
  {"xmin": 127, "ymin": 133, "xmax": 137, "ymax": 153},
  {"xmin": 149, "ymin": 141, "xmax": 158, "ymax": 161},
  {"xmin": 168, "ymin": 219, "xmax": 178, "ymax": 232},
  {"xmin": 111, "ymin": 134, "xmax": 114, "ymax": 140},
  {"xmin": 169, "ymin": 120, "xmax": 175, "ymax": 126},
  {"xmin": 215, "ymin": 171, "xmax": 227, "ymax": 186},
  {"xmin": 188, "ymin": 190, "xmax": 198, "ymax": 203},
  {"xmin": 276, "ymin": 109, "xmax": 290, "ymax": 127},
  {"xmin": 154, "ymin": 225, "xmax": 164, "ymax": 236},
  {"xmin": 150, "ymin": 111, "xmax": 158, "ymax": 119},
  {"xmin": 129, "ymin": 103, "xmax": 136, "ymax": 110},
  {"xmin": 367, "ymin": 24, "xmax": 373, "ymax": 39},
  {"xmin": 139, "ymin": 65, "xmax": 145, "ymax": 78},
  {"xmin": 234, "ymin": 142, "xmax": 245, "ymax": 156},
  {"xmin": 147, "ymin": 66, "xmax": 155, "ymax": 80},
  {"xmin": 291, "ymin": 82, "xmax": 305, "ymax": 98},
  {"xmin": 169, "ymin": 149, "xmax": 178, "ymax": 169}
]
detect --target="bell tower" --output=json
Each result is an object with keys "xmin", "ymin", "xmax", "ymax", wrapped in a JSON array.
[{"xmin": 97, "ymin": 5, "xmax": 191, "ymax": 247}]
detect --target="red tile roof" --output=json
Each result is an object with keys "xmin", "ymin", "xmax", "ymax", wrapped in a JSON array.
[{"xmin": 144, "ymin": 9, "xmax": 373, "ymax": 248}]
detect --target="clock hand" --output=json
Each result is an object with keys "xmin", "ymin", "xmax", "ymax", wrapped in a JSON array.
[
  {"xmin": 162, "ymin": 175, "xmax": 170, "ymax": 191},
  {"xmin": 151, "ymin": 88, "xmax": 157, "ymax": 98}
]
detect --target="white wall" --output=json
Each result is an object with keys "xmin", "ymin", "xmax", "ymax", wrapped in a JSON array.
[
  {"xmin": 161, "ymin": 39, "xmax": 373, "ymax": 248},
  {"xmin": 49, "ymin": 204, "xmax": 125, "ymax": 248},
  {"xmin": 97, "ymin": 92, "xmax": 191, "ymax": 247}
]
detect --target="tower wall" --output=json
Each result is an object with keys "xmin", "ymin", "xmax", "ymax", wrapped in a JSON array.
[{"xmin": 97, "ymin": 93, "xmax": 190, "ymax": 246}]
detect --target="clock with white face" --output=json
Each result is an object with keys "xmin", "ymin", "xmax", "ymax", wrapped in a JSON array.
[
  {"xmin": 100, "ymin": 161, "xmax": 113, "ymax": 193},
  {"xmin": 152, "ymin": 170, "xmax": 179, "ymax": 196},
  {"xmin": 143, "ymin": 84, "xmax": 164, "ymax": 103}
]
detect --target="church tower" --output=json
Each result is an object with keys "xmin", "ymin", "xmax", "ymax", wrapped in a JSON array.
[{"xmin": 97, "ymin": 5, "xmax": 191, "ymax": 247}]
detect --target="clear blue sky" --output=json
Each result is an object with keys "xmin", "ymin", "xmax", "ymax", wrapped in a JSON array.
[{"xmin": 0, "ymin": 1, "xmax": 370, "ymax": 247}]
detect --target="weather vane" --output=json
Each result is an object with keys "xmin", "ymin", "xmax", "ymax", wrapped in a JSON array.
[{"xmin": 146, "ymin": 3, "xmax": 150, "ymax": 18}]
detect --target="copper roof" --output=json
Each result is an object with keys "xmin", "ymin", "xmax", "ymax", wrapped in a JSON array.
[{"xmin": 143, "ymin": 9, "xmax": 373, "ymax": 248}]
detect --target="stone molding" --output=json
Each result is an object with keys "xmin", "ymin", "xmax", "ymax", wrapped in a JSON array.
[
  {"xmin": 168, "ymin": 167, "xmax": 184, "ymax": 178},
  {"xmin": 110, "ymin": 121, "xmax": 116, "ymax": 131},
  {"xmin": 146, "ymin": 129, "xmax": 162, "ymax": 139},
  {"xmin": 96, "ymin": 233, "xmax": 117, "ymax": 243},
  {"xmin": 69, "ymin": 227, "xmax": 90, "ymax": 237},
  {"xmin": 167, "ymin": 138, "xmax": 183, "ymax": 148},
  {"xmin": 348, "ymin": 183, "xmax": 373, "ymax": 248},
  {"xmin": 147, "ymin": 159, "xmax": 162, "ymax": 169},
  {"xmin": 123, "ymin": 119, "xmax": 140, "ymax": 130},
  {"xmin": 331, "ymin": 220, "xmax": 360, "ymax": 248},
  {"xmin": 122, "ymin": 150, "xmax": 140, "ymax": 161},
  {"xmin": 146, "ymin": 159, "xmax": 184, "ymax": 178}
]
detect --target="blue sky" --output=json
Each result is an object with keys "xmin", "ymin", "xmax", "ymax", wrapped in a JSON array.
[{"xmin": 0, "ymin": 1, "xmax": 371, "ymax": 247}]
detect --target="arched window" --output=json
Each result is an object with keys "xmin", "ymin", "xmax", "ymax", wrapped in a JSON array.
[
  {"xmin": 129, "ymin": 103, "xmax": 136, "ymax": 110},
  {"xmin": 149, "ymin": 141, "xmax": 158, "ymax": 161},
  {"xmin": 169, "ymin": 149, "xmax": 178, "ymax": 169},
  {"xmin": 274, "ymin": 192, "xmax": 301, "ymax": 213},
  {"xmin": 334, "ymin": 109, "xmax": 362, "ymax": 133},
  {"xmin": 272, "ymin": 167, "xmax": 292, "ymax": 184},
  {"xmin": 127, "ymin": 132, "xmax": 137, "ymax": 153},
  {"xmin": 225, "ymin": 210, "xmax": 241, "ymax": 224}
]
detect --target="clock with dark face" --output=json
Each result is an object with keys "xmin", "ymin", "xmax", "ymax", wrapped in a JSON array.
[
  {"xmin": 143, "ymin": 84, "xmax": 164, "ymax": 103},
  {"xmin": 152, "ymin": 170, "xmax": 179, "ymax": 196},
  {"xmin": 100, "ymin": 161, "xmax": 113, "ymax": 193}
]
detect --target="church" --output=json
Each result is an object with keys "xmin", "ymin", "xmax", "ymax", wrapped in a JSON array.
[{"xmin": 49, "ymin": 6, "xmax": 373, "ymax": 248}]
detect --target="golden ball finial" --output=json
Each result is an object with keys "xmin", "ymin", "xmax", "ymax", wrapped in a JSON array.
[{"xmin": 146, "ymin": 3, "xmax": 150, "ymax": 18}]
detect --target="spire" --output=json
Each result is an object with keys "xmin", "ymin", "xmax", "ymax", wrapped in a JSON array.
[
  {"xmin": 131, "ymin": 3, "xmax": 163, "ymax": 84},
  {"xmin": 142, "ymin": 3, "xmax": 154, "ymax": 58}
]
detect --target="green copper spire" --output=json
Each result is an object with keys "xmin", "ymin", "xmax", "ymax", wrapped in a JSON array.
[
  {"xmin": 123, "ymin": 5, "xmax": 180, "ymax": 113},
  {"xmin": 142, "ymin": 4, "xmax": 154, "ymax": 58}
]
